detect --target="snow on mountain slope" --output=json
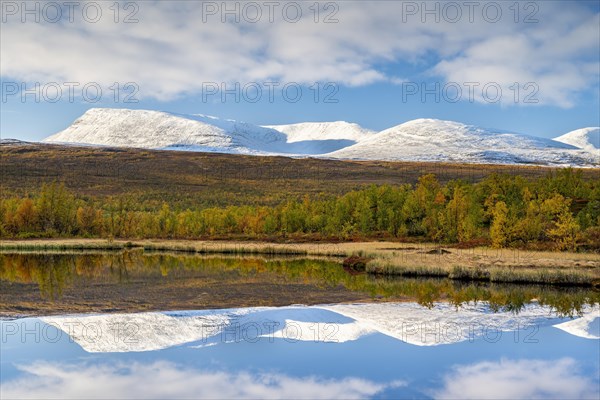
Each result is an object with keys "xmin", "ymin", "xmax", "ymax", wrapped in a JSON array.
[
  {"xmin": 39, "ymin": 302, "xmax": 585, "ymax": 353},
  {"xmin": 264, "ymin": 121, "xmax": 377, "ymax": 154},
  {"xmin": 265, "ymin": 121, "xmax": 376, "ymax": 142},
  {"xmin": 43, "ymin": 109, "xmax": 374, "ymax": 156},
  {"xmin": 42, "ymin": 110, "xmax": 598, "ymax": 166},
  {"xmin": 326, "ymin": 119, "xmax": 597, "ymax": 166},
  {"xmin": 43, "ymin": 108, "xmax": 288, "ymax": 155},
  {"xmin": 554, "ymin": 127, "xmax": 600, "ymax": 153}
]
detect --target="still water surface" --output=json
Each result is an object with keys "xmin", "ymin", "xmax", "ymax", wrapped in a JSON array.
[
  {"xmin": 1, "ymin": 251, "xmax": 598, "ymax": 315},
  {"xmin": 0, "ymin": 252, "xmax": 598, "ymax": 399}
]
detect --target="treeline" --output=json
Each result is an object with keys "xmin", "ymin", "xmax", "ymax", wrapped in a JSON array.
[{"xmin": 1, "ymin": 169, "xmax": 599, "ymax": 251}]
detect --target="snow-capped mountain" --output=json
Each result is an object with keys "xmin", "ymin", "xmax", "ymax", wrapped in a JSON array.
[
  {"xmin": 554, "ymin": 127, "xmax": 600, "ymax": 153},
  {"xmin": 42, "ymin": 109, "xmax": 598, "ymax": 166},
  {"xmin": 43, "ymin": 108, "xmax": 288, "ymax": 155},
  {"xmin": 265, "ymin": 121, "xmax": 376, "ymax": 142},
  {"xmin": 326, "ymin": 119, "xmax": 597, "ymax": 166},
  {"xmin": 43, "ymin": 109, "xmax": 370, "ymax": 156},
  {"xmin": 0, "ymin": 138, "xmax": 31, "ymax": 145},
  {"xmin": 264, "ymin": 121, "xmax": 376, "ymax": 153}
]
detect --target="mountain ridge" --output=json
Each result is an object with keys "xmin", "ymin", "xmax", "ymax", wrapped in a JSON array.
[
  {"xmin": 42, "ymin": 108, "xmax": 598, "ymax": 166},
  {"xmin": 326, "ymin": 118, "xmax": 595, "ymax": 166}
]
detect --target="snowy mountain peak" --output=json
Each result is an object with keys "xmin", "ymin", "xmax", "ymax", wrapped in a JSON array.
[
  {"xmin": 264, "ymin": 121, "xmax": 376, "ymax": 143},
  {"xmin": 554, "ymin": 127, "xmax": 600, "ymax": 153},
  {"xmin": 397, "ymin": 118, "xmax": 462, "ymax": 127},
  {"xmin": 0, "ymin": 138, "xmax": 30, "ymax": 145},
  {"xmin": 388, "ymin": 118, "xmax": 479, "ymax": 138},
  {"xmin": 44, "ymin": 108, "xmax": 287, "ymax": 154},
  {"xmin": 327, "ymin": 119, "xmax": 596, "ymax": 166},
  {"xmin": 44, "ymin": 108, "xmax": 376, "ymax": 156},
  {"xmin": 41, "ymin": 108, "xmax": 597, "ymax": 166}
]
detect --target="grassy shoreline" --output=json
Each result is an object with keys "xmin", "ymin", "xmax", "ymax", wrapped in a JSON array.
[{"xmin": 1, "ymin": 238, "xmax": 599, "ymax": 287}]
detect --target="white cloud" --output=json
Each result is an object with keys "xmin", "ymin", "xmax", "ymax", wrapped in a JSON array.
[
  {"xmin": 0, "ymin": 361, "xmax": 405, "ymax": 399},
  {"xmin": 432, "ymin": 358, "xmax": 600, "ymax": 400},
  {"xmin": 1, "ymin": 1, "xmax": 598, "ymax": 106}
]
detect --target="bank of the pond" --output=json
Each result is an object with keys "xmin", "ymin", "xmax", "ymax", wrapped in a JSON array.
[
  {"xmin": 1, "ymin": 238, "xmax": 599, "ymax": 286},
  {"xmin": 2, "ymin": 250, "xmax": 599, "ymax": 318}
]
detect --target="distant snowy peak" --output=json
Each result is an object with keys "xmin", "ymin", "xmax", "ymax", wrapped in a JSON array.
[
  {"xmin": 326, "ymin": 118, "xmax": 596, "ymax": 166},
  {"xmin": 380, "ymin": 119, "xmax": 573, "ymax": 149},
  {"xmin": 43, "ymin": 108, "xmax": 284, "ymax": 154},
  {"xmin": 554, "ymin": 127, "xmax": 600, "ymax": 153},
  {"xmin": 43, "ymin": 108, "xmax": 370, "ymax": 155},
  {"xmin": 264, "ymin": 121, "xmax": 376, "ymax": 143},
  {"xmin": 41, "ymin": 109, "xmax": 598, "ymax": 166},
  {"xmin": 0, "ymin": 138, "xmax": 31, "ymax": 145},
  {"xmin": 41, "ymin": 110, "xmax": 382, "ymax": 151}
]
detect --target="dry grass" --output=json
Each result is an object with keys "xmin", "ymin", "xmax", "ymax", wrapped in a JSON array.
[
  {"xmin": 2, "ymin": 238, "xmax": 599, "ymax": 262},
  {"xmin": 367, "ymin": 250, "xmax": 600, "ymax": 287}
]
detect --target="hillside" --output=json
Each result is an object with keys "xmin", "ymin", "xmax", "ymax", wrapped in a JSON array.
[
  {"xmin": 43, "ymin": 108, "xmax": 287, "ymax": 155},
  {"xmin": 264, "ymin": 121, "xmax": 376, "ymax": 154},
  {"xmin": 41, "ymin": 109, "xmax": 598, "ymax": 166},
  {"xmin": 327, "ymin": 119, "xmax": 597, "ymax": 166},
  {"xmin": 3, "ymin": 142, "xmax": 592, "ymax": 208},
  {"xmin": 43, "ymin": 109, "xmax": 371, "ymax": 156}
]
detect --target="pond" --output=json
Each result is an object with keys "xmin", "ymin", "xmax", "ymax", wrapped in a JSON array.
[
  {"xmin": 0, "ymin": 251, "xmax": 599, "ymax": 399},
  {"xmin": 0, "ymin": 251, "xmax": 598, "ymax": 316}
]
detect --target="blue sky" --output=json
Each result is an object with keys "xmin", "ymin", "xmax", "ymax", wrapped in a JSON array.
[{"xmin": 1, "ymin": 1, "xmax": 599, "ymax": 141}]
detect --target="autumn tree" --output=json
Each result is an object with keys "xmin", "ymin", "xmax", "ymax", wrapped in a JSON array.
[
  {"xmin": 14, "ymin": 198, "xmax": 37, "ymax": 233},
  {"xmin": 542, "ymin": 194, "xmax": 581, "ymax": 251},
  {"xmin": 36, "ymin": 182, "xmax": 77, "ymax": 235},
  {"xmin": 490, "ymin": 201, "xmax": 510, "ymax": 248},
  {"xmin": 76, "ymin": 206, "xmax": 102, "ymax": 236},
  {"xmin": 441, "ymin": 186, "xmax": 480, "ymax": 243}
]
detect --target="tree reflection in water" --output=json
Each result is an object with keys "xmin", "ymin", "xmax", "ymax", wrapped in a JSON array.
[{"xmin": 0, "ymin": 251, "xmax": 598, "ymax": 317}]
